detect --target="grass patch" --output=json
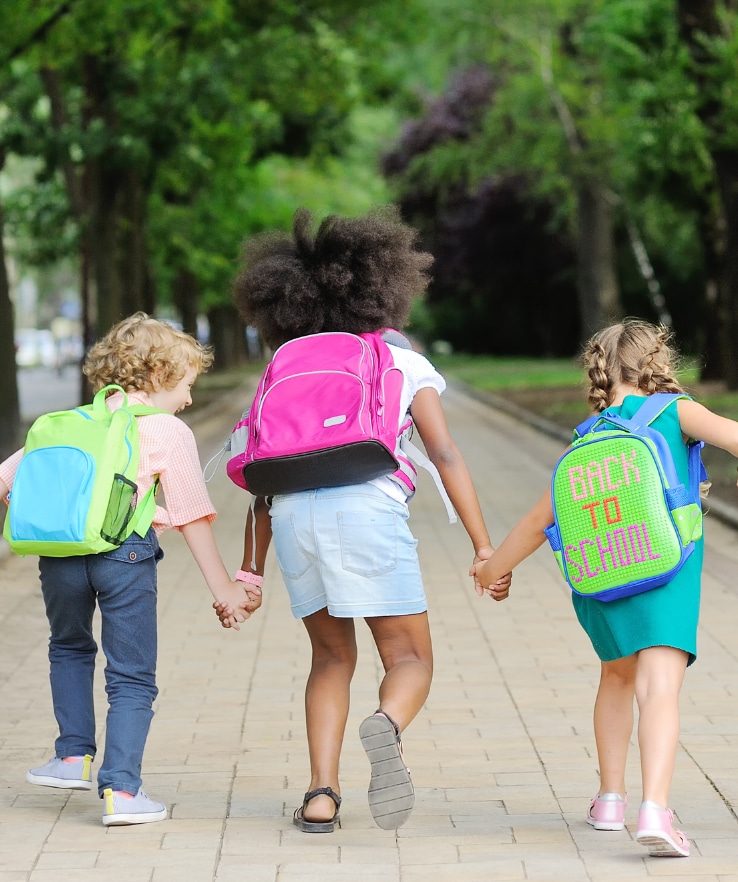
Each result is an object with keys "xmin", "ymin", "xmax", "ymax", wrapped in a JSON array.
[
  {"xmin": 430, "ymin": 354, "xmax": 584, "ymax": 392},
  {"xmin": 431, "ymin": 353, "xmax": 703, "ymax": 394},
  {"xmin": 433, "ymin": 352, "xmax": 738, "ymax": 506}
]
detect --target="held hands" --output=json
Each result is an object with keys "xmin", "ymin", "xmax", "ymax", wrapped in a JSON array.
[
  {"xmin": 470, "ymin": 547, "xmax": 511, "ymax": 602},
  {"xmin": 212, "ymin": 580, "xmax": 263, "ymax": 630}
]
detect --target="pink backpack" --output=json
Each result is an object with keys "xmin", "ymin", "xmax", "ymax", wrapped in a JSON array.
[{"xmin": 226, "ymin": 331, "xmax": 418, "ymax": 497}]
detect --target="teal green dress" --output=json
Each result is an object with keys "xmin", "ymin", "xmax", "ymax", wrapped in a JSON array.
[{"xmin": 571, "ymin": 395, "xmax": 703, "ymax": 666}]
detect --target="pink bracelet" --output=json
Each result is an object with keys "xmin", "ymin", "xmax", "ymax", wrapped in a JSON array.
[{"xmin": 235, "ymin": 569, "xmax": 264, "ymax": 587}]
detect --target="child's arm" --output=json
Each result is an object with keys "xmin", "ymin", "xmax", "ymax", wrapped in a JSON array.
[
  {"xmin": 677, "ymin": 399, "xmax": 738, "ymax": 462},
  {"xmin": 409, "ymin": 387, "xmax": 510, "ymax": 587},
  {"xmin": 213, "ymin": 496, "xmax": 271, "ymax": 626},
  {"xmin": 472, "ymin": 489, "xmax": 553, "ymax": 595},
  {"xmin": 179, "ymin": 516, "xmax": 256, "ymax": 630},
  {"xmin": 240, "ymin": 495, "xmax": 272, "ymax": 574},
  {"xmin": 0, "ymin": 449, "xmax": 24, "ymax": 502}
]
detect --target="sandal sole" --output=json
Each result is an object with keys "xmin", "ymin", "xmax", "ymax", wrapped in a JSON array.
[
  {"xmin": 635, "ymin": 830, "xmax": 690, "ymax": 857},
  {"xmin": 586, "ymin": 817, "xmax": 625, "ymax": 831},
  {"xmin": 293, "ymin": 814, "xmax": 339, "ymax": 833},
  {"xmin": 359, "ymin": 714, "xmax": 414, "ymax": 830}
]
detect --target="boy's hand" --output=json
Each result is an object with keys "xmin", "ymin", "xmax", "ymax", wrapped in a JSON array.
[
  {"xmin": 213, "ymin": 581, "xmax": 263, "ymax": 629},
  {"xmin": 212, "ymin": 581, "xmax": 257, "ymax": 630}
]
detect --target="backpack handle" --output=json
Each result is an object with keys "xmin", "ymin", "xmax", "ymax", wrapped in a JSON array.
[{"xmin": 93, "ymin": 384, "xmax": 127, "ymax": 413}]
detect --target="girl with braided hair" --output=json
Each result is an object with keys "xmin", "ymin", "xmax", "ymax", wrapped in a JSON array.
[
  {"xmin": 215, "ymin": 207, "xmax": 508, "ymax": 833},
  {"xmin": 472, "ymin": 318, "xmax": 738, "ymax": 859}
]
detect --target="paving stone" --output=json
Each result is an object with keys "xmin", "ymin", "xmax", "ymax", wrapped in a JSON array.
[{"xmin": 1, "ymin": 387, "xmax": 738, "ymax": 881}]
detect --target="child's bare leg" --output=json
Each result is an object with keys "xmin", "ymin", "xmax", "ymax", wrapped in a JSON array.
[
  {"xmin": 301, "ymin": 609, "xmax": 357, "ymax": 821},
  {"xmin": 364, "ymin": 612, "xmax": 433, "ymax": 731},
  {"xmin": 594, "ymin": 656, "xmax": 637, "ymax": 795},
  {"xmin": 635, "ymin": 646, "xmax": 688, "ymax": 808}
]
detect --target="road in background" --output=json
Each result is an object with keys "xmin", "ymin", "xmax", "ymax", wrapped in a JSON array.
[{"xmin": 17, "ymin": 365, "xmax": 80, "ymax": 423}]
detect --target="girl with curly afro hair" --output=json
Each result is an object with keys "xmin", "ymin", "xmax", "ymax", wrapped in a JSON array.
[{"xmin": 218, "ymin": 207, "xmax": 506, "ymax": 834}]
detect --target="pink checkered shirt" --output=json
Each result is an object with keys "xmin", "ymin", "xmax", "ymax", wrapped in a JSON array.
[{"xmin": 0, "ymin": 390, "xmax": 216, "ymax": 536}]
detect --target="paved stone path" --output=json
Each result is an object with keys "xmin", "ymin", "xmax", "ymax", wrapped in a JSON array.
[{"xmin": 2, "ymin": 385, "xmax": 738, "ymax": 881}]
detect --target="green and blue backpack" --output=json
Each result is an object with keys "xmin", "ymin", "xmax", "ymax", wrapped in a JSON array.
[
  {"xmin": 543, "ymin": 393, "xmax": 707, "ymax": 602},
  {"xmin": 3, "ymin": 385, "xmax": 163, "ymax": 557}
]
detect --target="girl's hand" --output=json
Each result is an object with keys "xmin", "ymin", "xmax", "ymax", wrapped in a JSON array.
[
  {"xmin": 212, "ymin": 582, "xmax": 255, "ymax": 630},
  {"xmin": 471, "ymin": 545, "xmax": 495, "ymax": 596},
  {"xmin": 486, "ymin": 571, "xmax": 511, "ymax": 602},
  {"xmin": 470, "ymin": 557, "xmax": 512, "ymax": 601}
]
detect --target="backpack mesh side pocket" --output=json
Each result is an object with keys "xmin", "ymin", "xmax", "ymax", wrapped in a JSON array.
[{"xmin": 100, "ymin": 475, "xmax": 138, "ymax": 546}]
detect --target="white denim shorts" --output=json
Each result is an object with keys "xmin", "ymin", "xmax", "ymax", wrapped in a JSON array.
[{"xmin": 269, "ymin": 484, "xmax": 427, "ymax": 619}]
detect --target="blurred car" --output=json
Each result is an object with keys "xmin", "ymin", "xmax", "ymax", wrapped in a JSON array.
[
  {"xmin": 15, "ymin": 329, "xmax": 58, "ymax": 368},
  {"xmin": 56, "ymin": 334, "xmax": 84, "ymax": 366}
]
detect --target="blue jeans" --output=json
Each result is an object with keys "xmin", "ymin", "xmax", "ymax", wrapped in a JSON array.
[{"xmin": 38, "ymin": 530, "xmax": 163, "ymax": 796}]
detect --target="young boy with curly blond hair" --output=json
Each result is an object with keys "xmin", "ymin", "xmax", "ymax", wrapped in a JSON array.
[{"xmin": 0, "ymin": 313, "xmax": 258, "ymax": 826}]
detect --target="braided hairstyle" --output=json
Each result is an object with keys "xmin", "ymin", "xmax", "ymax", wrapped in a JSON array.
[
  {"xmin": 582, "ymin": 319, "xmax": 684, "ymax": 413},
  {"xmin": 232, "ymin": 206, "xmax": 433, "ymax": 349}
]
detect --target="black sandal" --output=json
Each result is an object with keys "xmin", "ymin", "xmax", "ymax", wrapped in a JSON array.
[{"xmin": 293, "ymin": 786, "xmax": 342, "ymax": 833}]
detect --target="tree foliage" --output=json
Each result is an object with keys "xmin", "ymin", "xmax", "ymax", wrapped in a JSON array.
[
  {"xmin": 383, "ymin": 66, "xmax": 579, "ymax": 355},
  {"xmin": 381, "ymin": 0, "xmax": 738, "ymax": 373}
]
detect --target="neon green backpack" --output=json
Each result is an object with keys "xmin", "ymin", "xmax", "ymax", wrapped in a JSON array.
[
  {"xmin": 543, "ymin": 394, "xmax": 706, "ymax": 602},
  {"xmin": 4, "ymin": 385, "xmax": 163, "ymax": 557}
]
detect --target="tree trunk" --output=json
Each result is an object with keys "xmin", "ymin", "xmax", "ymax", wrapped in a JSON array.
[
  {"xmin": 118, "ymin": 169, "xmax": 151, "ymax": 317},
  {"xmin": 207, "ymin": 304, "xmax": 247, "ymax": 369},
  {"xmin": 574, "ymin": 178, "xmax": 622, "ymax": 336},
  {"xmin": 714, "ymin": 150, "xmax": 738, "ymax": 388},
  {"xmin": 173, "ymin": 267, "xmax": 200, "ymax": 337},
  {"xmin": 41, "ymin": 66, "xmax": 90, "ymax": 402},
  {"xmin": 90, "ymin": 166, "xmax": 124, "ymax": 336},
  {"xmin": 677, "ymin": 0, "xmax": 738, "ymax": 385},
  {"xmin": 0, "ymin": 156, "xmax": 21, "ymax": 460}
]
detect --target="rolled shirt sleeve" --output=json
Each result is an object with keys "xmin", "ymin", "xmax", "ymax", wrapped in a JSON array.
[{"xmin": 138, "ymin": 415, "xmax": 217, "ymax": 534}]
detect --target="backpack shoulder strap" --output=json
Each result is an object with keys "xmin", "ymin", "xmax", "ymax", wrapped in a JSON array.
[
  {"xmin": 127, "ymin": 405, "xmax": 167, "ymax": 417},
  {"xmin": 573, "ymin": 393, "xmax": 689, "ymax": 440},
  {"xmin": 632, "ymin": 393, "xmax": 707, "ymax": 502},
  {"xmin": 630, "ymin": 392, "xmax": 689, "ymax": 427},
  {"xmin": 399, "ymin": 437, "xmax": 457, "ymax": 524},
  {"xmin": 381, "ymin": 328, "xmax": 413, "ymax": 349}
]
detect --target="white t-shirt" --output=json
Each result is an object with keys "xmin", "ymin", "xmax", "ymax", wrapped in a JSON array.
[{"xmin": 369, "ymin": 344, "xmax": 446, "ymax": 505}]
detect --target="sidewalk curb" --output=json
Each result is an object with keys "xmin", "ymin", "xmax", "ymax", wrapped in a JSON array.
[{"xmin": 455, "ymin": 380, "xmax": 738, "ymax": 533}]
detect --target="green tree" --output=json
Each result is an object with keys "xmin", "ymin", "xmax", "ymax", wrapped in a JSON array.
[
  {"xmin": 382, "ymin": 0, "xmax": 723, "ymax": 358},
  {"xmin": 2, "ymin": 0, "xmax": 414, "ymax": 371},
  {"xmin": 0, "ymin": 148, "xmax": 20, "ymax": 460},
  {"xmin": 677, "ymin": 0, "xmax": 738, "ymax": 387}
]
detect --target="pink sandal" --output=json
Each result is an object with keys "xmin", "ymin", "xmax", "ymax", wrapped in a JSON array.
[
  {"xmin": 586, "ymin": 792, "xmax": 627, "ymax": 831},
  {"xmin": 635, "ymin": 802, "xmax": 690, "ymax": 857}
]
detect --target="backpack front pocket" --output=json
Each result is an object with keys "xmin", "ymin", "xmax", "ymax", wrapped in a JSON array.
[{"xmin": 10, "ymin": 447, "xmax": 94, "ymax": 543}]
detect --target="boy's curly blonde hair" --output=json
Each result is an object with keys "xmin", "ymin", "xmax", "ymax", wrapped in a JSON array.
[
  {"xmin": 582, "ymin": 319, "xmax": 684, "ymax": 413},
  {"xmin": 83, "ymin": 312, "xmax": 214, "ymax": 393}
]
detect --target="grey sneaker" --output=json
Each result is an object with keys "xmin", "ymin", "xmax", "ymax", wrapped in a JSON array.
[
  {"xmin": 102, "ymin": 787, "xmax": 167, "ymax": 826},
  {"xmin": 26, "ymin": 755, "xmax": 93, "ymax": 790}
]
